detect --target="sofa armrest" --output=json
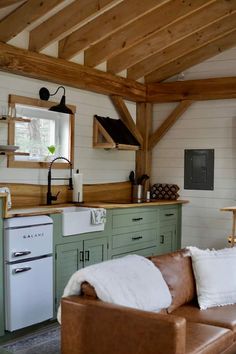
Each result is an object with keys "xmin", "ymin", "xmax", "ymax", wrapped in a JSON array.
[{"xmin": 61, "ymin": 296, "xmax": 186, "ymax": 354}]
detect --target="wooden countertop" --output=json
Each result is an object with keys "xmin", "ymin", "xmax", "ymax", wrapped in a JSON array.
[
  {"xmin": 0, "ymin": 195, "xmax": 188, "ymax": 218},
  {"xmin": 82, "ymin": 199, "xmax": 189, "ymax": 209}
]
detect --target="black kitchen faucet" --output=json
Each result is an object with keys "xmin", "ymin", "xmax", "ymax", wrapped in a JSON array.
[{"xmin": 47, "ymin": 156, "xmax": 73, "ymax": 205}]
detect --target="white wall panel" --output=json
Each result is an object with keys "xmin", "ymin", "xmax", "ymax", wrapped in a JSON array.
[
  {"xmin": 0, "ymin": 72, "xmax": 135, "ymax": 185},
  {"xmin": 152, "ymin": 47, "xmax": 236, "ymax": 249}
]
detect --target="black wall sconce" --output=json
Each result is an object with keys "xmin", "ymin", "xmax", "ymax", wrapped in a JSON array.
[{"xmin": 39, "ymin": 86, "xmax": 72, "ymax": 114}]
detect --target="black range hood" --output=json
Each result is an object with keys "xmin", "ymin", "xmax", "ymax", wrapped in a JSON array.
[{"xmin": 93, "ymin": 115, "xmax": 140, "ymax": 150}]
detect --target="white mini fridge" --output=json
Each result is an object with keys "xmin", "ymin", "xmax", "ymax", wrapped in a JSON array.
[{"xmin": 4, "ymin": 215, "xmax": 53, "ymax": 332}]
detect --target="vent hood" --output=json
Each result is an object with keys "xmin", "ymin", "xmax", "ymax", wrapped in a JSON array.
[{"xmin": 93, "ymin": 115, "xmax": 140, "ymax": 150}]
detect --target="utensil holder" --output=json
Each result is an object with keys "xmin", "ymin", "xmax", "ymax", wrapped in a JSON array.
[{"xmin": 132, "ymin": 184, "xmax": 143, "ymax": 203}]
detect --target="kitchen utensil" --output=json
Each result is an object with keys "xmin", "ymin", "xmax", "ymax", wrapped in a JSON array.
[
  {"xmin": 137, "ymin": 174, "xmax": 149, "ymax": 185},
  {"xmin": 129, "ymin": 171, "xmax": 136, "ymax": 184}
]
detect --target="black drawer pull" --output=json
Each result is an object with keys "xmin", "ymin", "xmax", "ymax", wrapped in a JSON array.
[
  {"xmin": 132, "ymin": 236, "xmax": 143, "ymax": 241},
  {"xmin": 80, "ymin": 251, "xmax": 84, "ymax": 262},
  {"xmin": 165, "ymin": 213, "xmax": 174, "ymax": 217},
  {"xmin": 132, "ymin": 217, "xmax": 143, "ymax": 222},
  {"xmin": 85, "ymin": 250, "xmax": 90, "ymax": 261},
  {"xmin": 160, "ymin": 235, "xmax": 165, "ymax": 244}
]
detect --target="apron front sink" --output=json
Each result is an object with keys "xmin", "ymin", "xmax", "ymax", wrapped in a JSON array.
[{"xmin": 59, "ymin": 207, "xmax": 105, "ymax": 236}]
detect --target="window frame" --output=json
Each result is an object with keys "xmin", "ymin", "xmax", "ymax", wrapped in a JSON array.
[{"xmin": 8, "ymin": 94, "xmax": 75, "ymax": 169}]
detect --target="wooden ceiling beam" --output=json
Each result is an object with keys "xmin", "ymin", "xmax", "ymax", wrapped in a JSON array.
[
  {"xmin": 128, "ymin": 10, "xmax": 236, "ymax": 80},
  {"xmin": 147, "ymin": 77, "xmax": 236, "ymax": 102},
  {"xmin": 0, "ymin": 0, "xmax": 25, "ymax": 8},
  {"xmin": 29, "ymin": 0, "xmax": 115, "ymax": 53},
  {"xmin": 0, "ymin": 42, "xmax": 146, "ymax": 102},
  {"xmin": 145, "ymin": 28, "xmax": 236, "ymax": 83},
  {"xmin": 58, "ymin": 0, "xmax": 167, "ymax": 60},
  {"xmin": 109, "ymin": 0, "xmax": 235, "ymax": 74},
  {"xmin": 0, "ymin": 0, "xmax": 64, "ymax": 43},
  {"xmin": 110, "ymin": 95, "xmax": 143, "ymax": 146},
  {"xmin": 149, "ymin": 101, "xmax": 193, "ymax": 150},
  {"xmin": 85, "ymin": 0, "xmax": 211, "ymax": 68}
]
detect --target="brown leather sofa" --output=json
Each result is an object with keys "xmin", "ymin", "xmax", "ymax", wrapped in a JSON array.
[{"xmin": 61, "ymin": 249, "xmax": 236, "ymax": 354}]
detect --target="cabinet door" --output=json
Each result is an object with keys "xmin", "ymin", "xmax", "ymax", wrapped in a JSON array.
[
  {"xmin": 83, "ymin": 237, "xmax": 108, "ymax": 267},
  {"xmin": 158, "ymin": 224, "xmax": 176, "ymax": 255},
  {"xmin": 55, "ymin": 241, "xmax": 83, "ymax": 308}
]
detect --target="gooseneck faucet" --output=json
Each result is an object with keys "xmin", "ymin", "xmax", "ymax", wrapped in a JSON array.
[{"xmin": 47, "ymin": 156, "xmax": 73, "ymax": 205}]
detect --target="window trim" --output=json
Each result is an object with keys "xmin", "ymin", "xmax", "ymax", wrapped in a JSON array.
[{"xmin": 8, "ymin": 94, "xmax": 75, "ymax": 169}]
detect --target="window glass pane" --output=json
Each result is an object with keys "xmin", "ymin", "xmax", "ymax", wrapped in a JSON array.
[{"xmin": 14, "ymin": 104, "xmax": 70, "ymax": 161}]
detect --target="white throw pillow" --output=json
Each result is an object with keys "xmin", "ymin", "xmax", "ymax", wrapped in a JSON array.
[{"xmin": 187, "ymin": 246, "xmax": 236, "ymax": 310}]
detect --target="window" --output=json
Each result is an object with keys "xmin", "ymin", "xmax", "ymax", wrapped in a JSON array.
[{"xmin": 8, "ymin": 95, "xmax": 75, "ymax": 169}]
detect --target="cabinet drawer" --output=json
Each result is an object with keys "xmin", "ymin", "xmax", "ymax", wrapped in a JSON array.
[
  {"xmin": 112, "ymin": 210, "xmax": 156, "ymax": 229},
  {"xmin": 160, "ymin": 208, "xmax": 177, "ymax": 222},
  {"xmin": 112, "ymin": 229, "xmax": 157, "ymax": 249},
  {"xmin": 111, "ymin": 246, "xmax": 157, "ymax": 259}
]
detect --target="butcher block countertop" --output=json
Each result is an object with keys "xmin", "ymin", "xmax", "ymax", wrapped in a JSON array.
[
  {"xmin": 82, "ymin": 199, "xmax": 188, "ymax": 209},
  {"xmin": 0, "ymin": 194, "xmax": 188, "ymax": 218}
]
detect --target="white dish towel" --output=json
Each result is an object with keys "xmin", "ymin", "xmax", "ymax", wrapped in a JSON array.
[
  {"xmin": 0, "ymin": 187, "xmax": 11, "ymax": 209},
  {"xmin": 90, "ymin": 207, "xmax": 106, "ymax": 225},
  {"xmin": 57, "ymin": 254, "xmax": 171, "ymax": 323}
]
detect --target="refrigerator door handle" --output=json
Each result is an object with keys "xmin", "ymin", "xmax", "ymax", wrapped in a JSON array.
[
  {"xmin": 13, "ymin": 267, "xmax": 32, "ymax": 274},
  {"xmin": 13, "ymin": 251, "xmax": 31, "ymax": 257}
]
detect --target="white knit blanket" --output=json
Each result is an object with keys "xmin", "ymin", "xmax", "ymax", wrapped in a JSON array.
[{"xmin": 57, "ymin": 255, "xmax": 171, "ymax": 323}]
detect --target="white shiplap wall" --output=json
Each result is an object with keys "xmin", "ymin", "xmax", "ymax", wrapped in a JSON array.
[
  {"xmin": 0, "ymin": 71, "xmax": 136, "ymax": 185},
  {"xmin": 152, "ymin": 47, "xmax": 236, "ymax": 249}
]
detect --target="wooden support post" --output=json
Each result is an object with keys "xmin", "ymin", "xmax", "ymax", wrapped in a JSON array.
[{"xmin": 135, "ymin": 102, "xmax": 153, "ymax": 195}]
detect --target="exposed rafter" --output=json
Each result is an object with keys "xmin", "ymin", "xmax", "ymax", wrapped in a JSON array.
[
  {"xmin": 149, "ymin": 101, "xmax": 193, "ymax": 150},
  {"xmin": 0, "ymin": 0, "xmax": 64, "ymax": 43},
  {"xmin": 147, "ymin": 77, "xmax": 236, "ymax": 102},
  {"xmin": 84, "ymin": 0, "xmax": 210, "ymax": 68},
  {"xmin": 108, "ymin": 0, "xmax": 236, "ymax": 75},
  {"xmin": 0, "ymin": 0, "xmax": 25, "ymax": 8},
  {"xmin": 29, "ymin": 0, "xmax": 115, "ymax": 52},
  {"xmin": 128, "ymin": 10, "xmax": 236, "ymax": 80},
  {"xmin": 0, "ymin": 42, "xmax": 146, "ymax": 102},
  {"xmin": 58, "ymin": 0, "xmax": 167, "ymax": 60},
  {"xmin": 145, "ymin": 28, "xmax": 236, "ymax": 83}
]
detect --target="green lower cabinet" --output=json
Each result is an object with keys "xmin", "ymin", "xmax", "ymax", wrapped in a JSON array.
[
  {"xmin": 157, "ymin": 223, "xmax": 177, "ymax": 255},
  {"xmin": 55, "ymin": 237, "xmax": 108, "ymax": 308},
  {"xmin": 83, "ymin": 237, "xmax": 108, "ymax": 267},
  {"xmin": 111, "ymin": 246, "xmax": 157, "ymax": 259},
  {"xmin": 55, "ymin": 241, "xmax": 84, "ymax": 309}
]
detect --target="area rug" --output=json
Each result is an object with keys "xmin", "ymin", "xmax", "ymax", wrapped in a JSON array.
[{"xmin": 0, "ymin": 324, "xmax": 60, "ymax": 354}]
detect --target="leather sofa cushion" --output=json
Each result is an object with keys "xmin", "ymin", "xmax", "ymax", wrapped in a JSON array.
[
  {"xmin": 150, "ymin": 249, "xmax": 196, "ymax": 313},
  {"xmin": 172, "ymin": 302, "xmax": 236, "ymax": 340},
  {"xmin": 186, "ymin": 322, "xmax": 233, "ymax": 354},
  {"xmin": 81, "ymin": 281, "xmax": 98, "ymax": 298}
]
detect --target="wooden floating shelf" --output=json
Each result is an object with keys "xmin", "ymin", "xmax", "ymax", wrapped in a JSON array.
[
  {"xmin": 0, "ymin": 151, "xmax": 29, "ymax": 156},
  {"xmin": 0, "ymin": 116, "xmax": 31, "ymax": 123}
]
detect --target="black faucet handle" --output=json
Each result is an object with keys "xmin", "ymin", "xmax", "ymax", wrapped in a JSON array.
[{"xmin": 51, "ymin": 191, "xmax": 60, "ymax": 201}]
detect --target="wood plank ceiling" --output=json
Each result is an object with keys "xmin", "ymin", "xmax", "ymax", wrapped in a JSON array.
[{"xmin": 0, "ymin": 0, "xmax": 236, "ymax": 84}]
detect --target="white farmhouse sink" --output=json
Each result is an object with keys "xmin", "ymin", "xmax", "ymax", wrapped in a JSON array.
[{"xmin": 59, "ymin": 207, "xmax": 105, "ymax": 236}]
